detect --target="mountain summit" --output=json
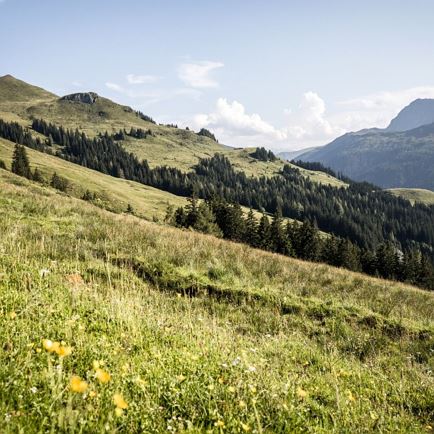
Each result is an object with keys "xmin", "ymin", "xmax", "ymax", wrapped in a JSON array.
[
  {"xmin": 297, "ymin": 98, "xmax": 434, "ymax": 190},
  {"xmin": 386, "ymin": 98, "xmax": 434, "ymax": 132}
]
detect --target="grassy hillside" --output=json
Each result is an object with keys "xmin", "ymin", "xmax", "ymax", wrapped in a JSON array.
[
  {"xmin": 1, "ymin": 171, "xmax": 433, "ymax": 433},
  {"xmin": 0, "ymin": 137, "xmax": 187, "ymax": 220},
  {"xmin": 0, "ymin": 74, "xmax": 347, "ymax": 187},
  {"xmin": 389, "ymin": 187, "xmax": 434, "ymax": 205}
]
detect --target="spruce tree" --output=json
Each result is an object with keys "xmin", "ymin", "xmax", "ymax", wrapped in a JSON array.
[{"xmin": 11, "ymin": 144, "xmax": 32, "ymax": 179}]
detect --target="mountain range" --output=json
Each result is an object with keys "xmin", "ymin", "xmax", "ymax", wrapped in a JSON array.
[{"xmin": 292, "ymin": 99, "xmax": 434, "ymax": 190}]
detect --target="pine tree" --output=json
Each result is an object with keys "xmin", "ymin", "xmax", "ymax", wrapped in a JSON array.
[
  {"xmin": 257, "ymin": 214, "xmax": 271, "ymax": 250},
  {"xmin": 270, "ymin": 209, "xmax": 290, "ymax": 254},
  {"xmin": 11, "ymin": 144, "xmax": 32, "ymax": 179},
  {"xmin": 50, "ymin": 172, "xmax": 69, "ymax": 192},
  {"xmin": 243, "ymin": 209, "xmax": 259, "ymax": 247},
  {"xmin": 32, "ymin": 168, "xmax": 44, "ymax": 183}
]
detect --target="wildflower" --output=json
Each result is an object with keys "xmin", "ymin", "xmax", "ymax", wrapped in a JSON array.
[
  {"xmin": 214, "ymin": 420, "xmax": 225, "ymax": 428},
  {"xmin": 296, "ymin": 387, "xmax": 308, "ymax": 399},
  {"xmin": 113, "ymin": 393, "xmax": 128, "ymax": 409},
  {"xmin": 249, "ymin": 385, "xmax": 257, "ymax": 394},
  {"xmin": 95, "ymin": 368, "xmax": 111, "ymax": 383},
  {"xmin": 239, "ymin": 400, "xmax": 247, "ymax": 408},
  {"xmin": 218, "ymin": 377, "xmax": 225, "ymax": 384},
  {"xmin": 9, "ymin": 311, "xmax": 17, "ymax": 320},
  {"xmin": 240, "ymin": 422, "xmax": 251, "ymax": 432},
  {"xmin": 228, "ymin": 386, "xmax": 236, "ymax": 393},
  {"xmin": 92, "ymin": 360, "xmax": 102, "ymax": 370},
  {"xmin": 70, "ymin": 376, "xmax": 88, "ymax": 393},
  {"xmin": 42, "ymin": 339, "xmax": 53, "ymax": 351},
  {"xmin": 247, "ymin": 366, "xmax": 256, "ymax": 373},
  {"xmin": 177, "ymin": 375, "xmax": 186, "ymax": 383},
  {"xmin": 208, "ymin": 384, "xmax": 215, "ymax": 391},
  {"xmin": 36, "ymin": 348, "xmax": 41, "ymax": 353},
  {"xmin": 114, "ymin": 408, "xmax": 124, "ymax": 417},
  {"xmin": 88, "ymin": 390, "xmax": 97, "ymax": 398},
  {"xmin": 57, "ymin": 346, "xmax": 72, "ymax": 357},
  {"xmin": 30, "ymin": 387, "xmax": 37, "ymax": 394}
]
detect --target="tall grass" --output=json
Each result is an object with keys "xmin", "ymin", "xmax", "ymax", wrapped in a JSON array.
[{"xmin": 0, "ymin": 170, "xmax": 433, "ymax": 433}]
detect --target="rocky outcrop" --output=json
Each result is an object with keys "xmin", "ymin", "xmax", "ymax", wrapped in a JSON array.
[{"xmin": 60, "ymin": 92, "xmax": 98, "ymax": 104}]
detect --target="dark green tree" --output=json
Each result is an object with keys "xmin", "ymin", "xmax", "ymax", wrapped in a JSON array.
[{"xmin": 11, "ymin": 144, "xmax": 32, "ymax": 179}]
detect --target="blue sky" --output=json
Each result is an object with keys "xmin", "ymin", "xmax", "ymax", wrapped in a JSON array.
[{"xmin": 2, "ymin": 0, "xmax": 434, "ymax": 150}]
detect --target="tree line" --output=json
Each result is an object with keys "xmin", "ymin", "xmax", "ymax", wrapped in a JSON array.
[
  {"xmin": 167, "ymin": 196, "xmax": 434, "ymax": 290},
  {"xmin": 1, "ymin": 117, "xmax": 433, "ymax": 267}
]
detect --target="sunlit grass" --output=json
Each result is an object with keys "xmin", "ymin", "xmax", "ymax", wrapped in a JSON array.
[{"xmin": 0, "ymin": 171, "xmax": 433, "ymax": 432}]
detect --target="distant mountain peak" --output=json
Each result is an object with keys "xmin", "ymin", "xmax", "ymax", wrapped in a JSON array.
[
  {"xmin": 386, "ymin": 98, "xmax": 434, "ymax": 132},
  {"xmin": 60, "ymin": 92, "xmax": 99, "ymax": 104}
]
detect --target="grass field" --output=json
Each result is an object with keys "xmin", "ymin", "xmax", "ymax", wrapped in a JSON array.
[
  {"xmin": 0, "ymin": 138, "xmax": 187, "ymax": 220},
  {"xmin": 388, "ymin": 188, "xmax": 434, "ymax": 205},
  {"xmin": 1, "ymin": 170, "xmax": 433, "ymax": 432}
]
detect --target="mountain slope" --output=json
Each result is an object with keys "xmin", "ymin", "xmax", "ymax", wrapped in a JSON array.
[
  {"xmin": 387, "ymin": 98, "xmax": 434, "ymax": 132},
  {"xmin": 0, "ymin": 137, "xmax": 187, "ymax": 220},
  {"xmin": 299, "ymin": 121, "xmax": 434, "ymax": 190},
  {"xmin": 1, "ymin": 171, "xmax": 434, "ymax": 432},
  {"xmin": 0, "ymin": 74, "xmax": 346, "ymax": 187}
]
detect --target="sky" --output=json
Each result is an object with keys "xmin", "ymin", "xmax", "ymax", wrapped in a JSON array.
[{"xmin": 2, "ymin": 0, "xmax": 434, "ymax": 151}]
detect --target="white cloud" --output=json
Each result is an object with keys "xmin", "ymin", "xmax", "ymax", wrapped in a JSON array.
[
  {"xmin": 336, "ymin": 86, "xmax": 434, "ymax": 130},
  {"xmin": 192, "ymin": 98, "xmax": 286, "ymax": 143},
  {"xmin": 126, "ymin": 74, "xmax": 159, "ymax": 84},
  {"xmin": 284, "ymin": 91, "xmax": 344, "ymax": 142},
  {"xmin": 105, "ymin": 82, "xmax": 124, "ymax": 92},
  {"xmin": 178, "ymin": 60, "xmax": 224, "ymax": 88},
  {"xmin": 189, "ymin": 92, "xmax": 345, "ymax": 150}
]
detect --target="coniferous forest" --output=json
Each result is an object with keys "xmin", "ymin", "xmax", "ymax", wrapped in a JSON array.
[{"xmin": 1, "ymin": 117, "xmax": 434, "ymax": 289}]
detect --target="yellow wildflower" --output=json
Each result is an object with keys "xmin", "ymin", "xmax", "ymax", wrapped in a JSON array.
[
  {"xmin": 228, "ymin": 386, "xmax": 236, "ymax": 393},
  {"xmin": 296, "ymin": 387, "xmax": 308, "ymax": 399},
  {"xmin": 95, "ymin": 368, "xmax": 111, "ymax": 383},
  {"xmin": 113, "ymin": 393, "xmax": 128, "ymax": 409},
  {"xmin": 69, "ymin": 376, "xmax": 88, "ymax": 393},
  {"xmin": 177, "ymin": 374, "xmax": 186, "ymax": 383},
  {"xmin": 218, "ymin": 377, "xmax": 225, "ymax": 384},
  {"xmin": 115, "ymin": 408, "xmax": 124, "ymax": 417},
  {"xmin": 241, "ymin": 422, "xmax": 251, "ymax": 432},
  {"xmin": 9, "ymin": 311, "xmax": 17, "ymax": 320},
  {"xmin": 89, "ymin": 390, "xmax": 97, "ymax": 398},
  {"xmin": 239, "ymin": 400, "xmax": 247, "ymax": 408},
  {"xmin": 214, "ymin": 420, "xmax": 225, "ymax": 428},
  {"xmin": 42, "ymin": 339, "xmax": 54, "ymax": 351},
  {"xmin": 57, "ymin": 346, "xmax": 72, "ymax": 357}
]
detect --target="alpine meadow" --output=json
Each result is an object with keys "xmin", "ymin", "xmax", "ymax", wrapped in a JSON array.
[{"xmin": 1, "ymin": 1, "xmax": 434, "ymax": 433}]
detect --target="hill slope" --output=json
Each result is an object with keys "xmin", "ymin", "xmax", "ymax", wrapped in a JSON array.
[
  {"xmin": 0, "ymin": 137, "xmax": 187, "ymax": 220},
  {"xmin": 299, "ymin": 121, "xmax": 434, "ymax": 190},
  {"xmin": 388, "ymin": 187, "xmax": 434, "ymax": 205},
  {"xmin": 0, "ymin": 74, "xmax": 346, "ymax": 187},
  {"xmin": 1, "ymin": 171, "xmax": 434, "ymax": 432}
]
